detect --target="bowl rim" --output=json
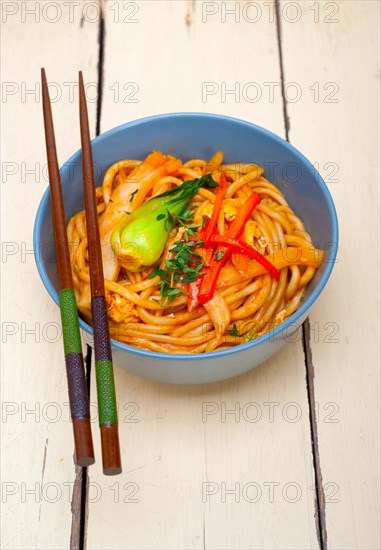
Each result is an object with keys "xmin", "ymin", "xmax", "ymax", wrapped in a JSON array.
[{"xmin": 33, "ymin": 111, "xmax": 339, "ymax": 361}]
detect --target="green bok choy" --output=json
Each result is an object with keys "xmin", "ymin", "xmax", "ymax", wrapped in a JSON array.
[{"xmin": 110, "ymin": 174, "xmax": 216, "ymax": 272}]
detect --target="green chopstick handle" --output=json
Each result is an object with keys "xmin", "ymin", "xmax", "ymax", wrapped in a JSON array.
[
  {"xmin": 91, "ymin": 295, "xmax": 118, "ymax": 426},
  {"xmin": 95, "ymin": 359, "xmax": 118, "ymax": 425},
  {"xmin": 59, "ymin": 288, "xmax": 90, "ymax": 420}
]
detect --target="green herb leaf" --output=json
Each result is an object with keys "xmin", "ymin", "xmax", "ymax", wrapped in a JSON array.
[
  {"xmin": 148, "ymin": 265, "xmax": 163, "ymax": 279},
  {"xmin": 202, "ymin": 175, "xmax": 218, "ymax": 188},
  {"xmin": 215, "ymin": 250, "xmax": 225, "ymax": 261},
  {"xmin": 129, "ymin": 189, "xmax": 138, "ymax": 203},
  {"xmin": 227, "ymin": 323, "xmax": 239, "ymax": 337},
  {"xmin": 151, "ymin": 235, "xmax": 205, "ymax": 305}
]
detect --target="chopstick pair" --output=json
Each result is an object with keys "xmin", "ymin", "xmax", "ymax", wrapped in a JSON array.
[{"xmin": 41, "ymin": 68, "xmax": 121, "ymax": 475}]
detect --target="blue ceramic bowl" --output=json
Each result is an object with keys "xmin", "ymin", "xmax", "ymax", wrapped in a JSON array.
[{"xmin": 34, "ymin": 113, "xmax": 338, "ymax": 384}]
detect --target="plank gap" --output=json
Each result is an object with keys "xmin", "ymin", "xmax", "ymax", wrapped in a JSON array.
[
  {"xmin": 275, "ymin": 0, "xmax": 290, "ymax": 141},
  {"xmin": 96, "ymin": 2, "xmax": 106, "ymax": 137},
  {"xmin": 78, "ymin": 465, "xmax": 88, "ymax": 550},
  {"xmin": 70, "ymin": 465, "xmax": 85, "ymax": 550},
  {"xmin": 79, "ymin": 345, "xmax": 93, "ymax": 550},
  {"xmin": 275, "ymin": 2, "xmax": 326, "ymax": 548},
  {"xmin": 302, "ymin": 320, "xmax": 328, "ymax": 550}
]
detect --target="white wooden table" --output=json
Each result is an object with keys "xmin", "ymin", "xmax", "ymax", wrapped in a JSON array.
[{"xmin": 1, "ymin": 1, "xmax": 380, "ymax": 548}]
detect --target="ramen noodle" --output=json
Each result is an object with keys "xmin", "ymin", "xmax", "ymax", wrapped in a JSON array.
[{"xmin": 67, "ymin": 150, "xmax": 324, "ymax": 353}]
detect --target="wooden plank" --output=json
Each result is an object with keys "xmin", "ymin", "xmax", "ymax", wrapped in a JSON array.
[
  {"xmin": 279, "ymin": 1, "xmax": 381, "ymax": 548},
  {"xmin": 86, "ymin": 1, "xmax": 319, "ymax": 548},
  {"xmin": 0, "ymin": 3, "xmax": 99, "ymax": 548}
]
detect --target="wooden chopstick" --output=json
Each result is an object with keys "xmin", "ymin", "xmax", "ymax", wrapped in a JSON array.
[
  {"xmin": 41, "ymin": 68, "xmax": 95, "ymax": 467},
  {"xmin": 78, "ymin": 71, "xmax": 122, "ymax": 476}
]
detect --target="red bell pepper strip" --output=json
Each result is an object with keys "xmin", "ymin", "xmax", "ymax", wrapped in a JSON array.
[
  {"xmin": 200, "ymin": 172, "xmax": 227, "ymax": 241},
  {"xmin": 226, "ymin": 191, "xmax": 261, "ymax": 239},
  {"xmin": 196, "ymin": 249, "xmax": 230, "ymax": 305},
  {"xmin": 203, "ymin": 235, "xmax": 280, "ymax": 280},
  {"xmin": 197, "ymin": 191, "xmax": 262, "ymax": 305},
  {"xmin": 187, "ymin": 173, "xmax": 227, "ymax": 311}
]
